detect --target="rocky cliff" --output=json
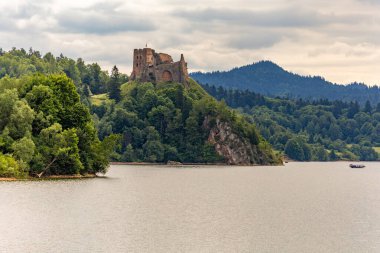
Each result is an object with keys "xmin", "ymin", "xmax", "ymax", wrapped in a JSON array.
[{"xmin": 205, "ymin": 118, "xmax": 280, "ymax": 165}]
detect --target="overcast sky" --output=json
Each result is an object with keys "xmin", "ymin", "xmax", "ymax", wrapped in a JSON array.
[{"xmin": 0, "ymin": 0, "xmax": 379, "ymax": 85}]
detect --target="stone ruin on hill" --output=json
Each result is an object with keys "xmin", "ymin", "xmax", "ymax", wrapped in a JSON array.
[{"xmin": 130, "ymin": 47, "xmax": 189, "ymax": 85}]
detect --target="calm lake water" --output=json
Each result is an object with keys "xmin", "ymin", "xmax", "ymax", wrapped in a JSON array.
[{"xmin": 1, "ymin": 162, "xmax": 380, "ymax": 253}]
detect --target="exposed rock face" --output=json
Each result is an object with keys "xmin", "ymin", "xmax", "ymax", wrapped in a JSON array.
[{"xmin": 206, "ymin": 118, "xmax": 272, "ymax": 165}]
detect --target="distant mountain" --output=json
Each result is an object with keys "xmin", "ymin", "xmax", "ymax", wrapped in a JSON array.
[{"xmin": 190, "ymin": 61, "xmax": 380, "ymax": 105}]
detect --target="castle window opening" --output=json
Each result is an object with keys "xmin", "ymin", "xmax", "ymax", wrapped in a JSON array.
[{"xmin": 162, "ymin": 70, "xmax": 173, "ymax": 82}]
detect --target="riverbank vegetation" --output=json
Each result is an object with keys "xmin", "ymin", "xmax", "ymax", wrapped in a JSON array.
[{"xmin": 0, "ymin": 74, "xmax": 117, "ymax": 178}]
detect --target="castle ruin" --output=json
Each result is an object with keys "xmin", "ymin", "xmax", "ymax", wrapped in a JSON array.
[{"xmin": 130, "ymin": 48, "xmax": 189, "ymax": 85}]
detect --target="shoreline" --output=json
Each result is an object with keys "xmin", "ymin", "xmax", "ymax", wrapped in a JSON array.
[
  {"xmin": 0, "ymin": 174, "xmax": 97, "ymax": 182},
  {"xmin": 110, "ymin": 162, "xmax": 272, "ymax": 166},
  {"xmin": 2, "ymin": 161, "xmax": 376, "ymax": 181},
  {"xmin": 110, "ymin": 161, "xmax": 227, "ymax": 166}
]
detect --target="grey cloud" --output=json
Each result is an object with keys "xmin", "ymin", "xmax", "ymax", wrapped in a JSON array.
[
  {"xmin": 174, "ymin": 7, "xmax": 367, "ymax": 28},
  {"xmin": 12, "ymin": 2, "xmax": 48, "ymax": 19},
  {"xmin": 226, "ymin": 32, "xmax": 284, "ymax": 49},
  {"xmin": 56, "ymin": 2, "xmax": 156, "ymax": 34},
  {"xmin": 357, "ymin": 0, "xmax": 380, "ymax": 4}
]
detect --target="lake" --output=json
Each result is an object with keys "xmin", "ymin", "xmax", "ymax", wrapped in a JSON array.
[{"xmin": 1, "ymin": 162, "xmax": 380, "ymax": 252}]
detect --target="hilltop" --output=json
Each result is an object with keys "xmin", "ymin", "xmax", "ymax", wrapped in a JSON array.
[
  {"xmin": 92, "ymin": 79, "xmax": 280, "ymax": 165},
  {"xmin": 190, "ymin": 61, "xmax": 380, "ymax": 105}
]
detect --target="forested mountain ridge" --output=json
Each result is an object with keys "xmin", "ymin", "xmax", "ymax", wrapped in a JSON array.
[
  {"xmin": 190, "ymin": 61, "xmax": 380, "ymax": 105},
  {"xmin": 202, "ymin": 83, "xmax": 380, "ymax": 161}
]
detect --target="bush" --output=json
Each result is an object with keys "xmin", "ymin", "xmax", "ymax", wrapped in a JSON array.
[{"xmin": 0, "ymin": 153, "xmax": 25, "ymax": 178}]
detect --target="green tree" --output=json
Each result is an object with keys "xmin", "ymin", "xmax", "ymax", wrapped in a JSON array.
[
  {"xmin": 11, "ymin": 137, "xmax": 35, "ymax": 165},
  {"xmin": 122, "ymin": 144, "xmax": 135, "ymax": 162},
  {"xmin": 7, "ymin": 100, "xmax": 35, "ymax": 139},
  {"xmin": 0, "ymin": 153, "xmax": 24, "ymax": 178},
  {"xmin": 32, "ymin": 123, "xmax": 83, "ymax": 177},
  {"xmin": 142, "ymin": 126, "xmax": 164, "ymax": 162},
  {"xmin": 329, "ymin": 150, "xmax": 338, "ymax": 161},
  {"xmin": 108, "ymin": 65, "xmax": 122, "ymax": 102},
  {"xmin": 90, "ymin": 134, "xmax": 121, "ymax": 174},
  {"xmin": 285, "ymin": 138, "xmax": 305, "ymax": 161},
  {"xmin": 314, "ymin": 146, "xmax": 328, "ymax": 161},
  {"xmin": 364, "ymin": 100, "xmax": 372, "ymax": 113},
  {"xmin": 328, "ymin": 124, "xmax": 342, "ymax": 141},
  {"xmin": 0, "ymin": 89, "xmax": 18, "ymax": 131}
]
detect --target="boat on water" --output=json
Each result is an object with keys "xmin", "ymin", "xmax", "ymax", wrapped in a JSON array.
[{"xmin": 349, "ymin": 164, "xmax": 365, "ymax": 168}]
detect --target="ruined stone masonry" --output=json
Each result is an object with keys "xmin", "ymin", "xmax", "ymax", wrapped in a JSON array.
[{"xmin": 130, "ymin": 48, "xmax": 189, "ymax": 85}]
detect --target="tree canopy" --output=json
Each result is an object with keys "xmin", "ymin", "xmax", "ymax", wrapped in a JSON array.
[
  {"xmin": 203, "ymin": 83, "xmax": 379, "ymax": 161},
  {"xmin": 0, "ymin": 74, "xmax": 116, "ymax": 178}
]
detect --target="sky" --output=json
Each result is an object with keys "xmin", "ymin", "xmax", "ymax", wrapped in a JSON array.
[{"xmin": 0, "ymin": 0, "xmax": 379, "ymax": 85}]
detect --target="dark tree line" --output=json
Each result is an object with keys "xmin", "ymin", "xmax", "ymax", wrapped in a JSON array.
[{"xmin": 0, "ymin": 47, "xmax": 128, "ymax": 100}]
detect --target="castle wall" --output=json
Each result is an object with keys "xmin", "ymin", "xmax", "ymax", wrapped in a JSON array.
[{"xmin": 131, "ymin": 48, "xmax": 189, "ymax": 85}]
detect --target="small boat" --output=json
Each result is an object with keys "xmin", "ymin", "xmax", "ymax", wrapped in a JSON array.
[{"xmin": 349, "ymin": 164, "xmax": 365, "ymax": 168}]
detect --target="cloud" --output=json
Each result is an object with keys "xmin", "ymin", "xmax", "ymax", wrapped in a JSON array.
[
  {"xmin": 226, "ymin": 32, "xmax": 285, "ymax": 49},
  {"xmin": 0, "ymin": 0, "xmax": 379, "ymax": 85},
  {"xmin": 56, "ymin": 2, "xmax": 156, "ymax": 34},
  {"xmin": 357, "ymin": 0, "xmax": 380, "ymax": 4},
  {"xmin": 174, "ymin": 7, "xmax": 365, "ymax": 29}
]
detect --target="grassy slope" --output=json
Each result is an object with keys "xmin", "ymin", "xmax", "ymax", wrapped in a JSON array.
[{"xmin": 90, "ymin": 93, "xmax": 110, "ymax": 106}]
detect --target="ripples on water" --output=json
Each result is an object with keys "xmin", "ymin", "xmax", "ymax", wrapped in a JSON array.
[{"xmin": 0, "ymin": 162, "xmax": 380, "ymax": 253}]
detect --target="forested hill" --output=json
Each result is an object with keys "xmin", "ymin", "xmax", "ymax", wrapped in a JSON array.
[
  {"xmin": 0, "ymin": 48, "xmax": 281, "ymax": 176},
  {"xmin": 202, "ymin": 83, "xmax": 380, "ymax": 161},
  {"xmin": 190, "ymin": 61, "xmax": 380, "ymax": 105},
  {"xmin": 91, "ymin": 79, "xmax": 280, "ymax": 165}
]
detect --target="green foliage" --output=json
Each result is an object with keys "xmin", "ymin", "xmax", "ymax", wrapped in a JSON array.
[
  {"xmin": 11, "ymin": 137, "xmax": 35, "ymax": 164},
  {"xmin": 285, "ymin": 138, "xmax": 311, "ymax": 161},
  {"xmin": 0, "ymin": 73, "xmax": 115, "ymax": 178},
  {"xmin": 8, "ymin": 100, "xmax": 35, "ymax": 139},
  {"xmin": 108, "ymin": 65, "xmax": 125, "ymax": 102},
  {"xmin": 204, "ymin": 84, "xmax": 380, "ymax": 161},
  {"xmin": 0, "ymin": 47, "xmax": 112, "ymax": 100},
  {"xmin": 329, "ymin": 150, "xmax": 339, "ymax": 161},
  {"xmin": 0, "ymin": 89, "xmax": 19, "ymax": 131},
  {"xmin": 0, "ymin": 153, "xmax": 25, "ymax": 178},
  {"xmin": 84, "ymin": 134, "xmax": 121, "ymax": 174},
  {"xmin": 31, "ymin": 123, "xmax": 83, "ymax": 176},
  {"xmin": 0, "ymin": 47, "xmax": 279, "ymax": 176},
  {"xmin": 94, "ymin": 80, "xmax": 276, "ymax": 164}
]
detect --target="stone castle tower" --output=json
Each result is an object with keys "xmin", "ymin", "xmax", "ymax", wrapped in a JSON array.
[{"xmin": 130, "ymin": 48, "xmax": 189, "ymax": 85}]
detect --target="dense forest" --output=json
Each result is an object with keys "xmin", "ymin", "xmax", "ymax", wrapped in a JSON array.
[
  {"xmin": 0, "ymin": 48, "xmax": 124, "ymax": 178},
  {"xmin": 202, "ymin": 84, "xmax": 380, "ymax": 161},
  {"xmin": 0, "ymin": 74, "xmax": 117, "ymax": 178},
  {"xmin": 191, "ymin": 61, "xmax": 380, "ymax": 105},
  {"xmin": 0, "ymin": 48, "xmax": 280, "ymax": 178},
  {"xmin": 91, "ymin": 78, "xmax": 279, "ymax": 164},
  {"xmin": 0, "ymin": 47, "xmax": 128, "ymax": 98}
]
